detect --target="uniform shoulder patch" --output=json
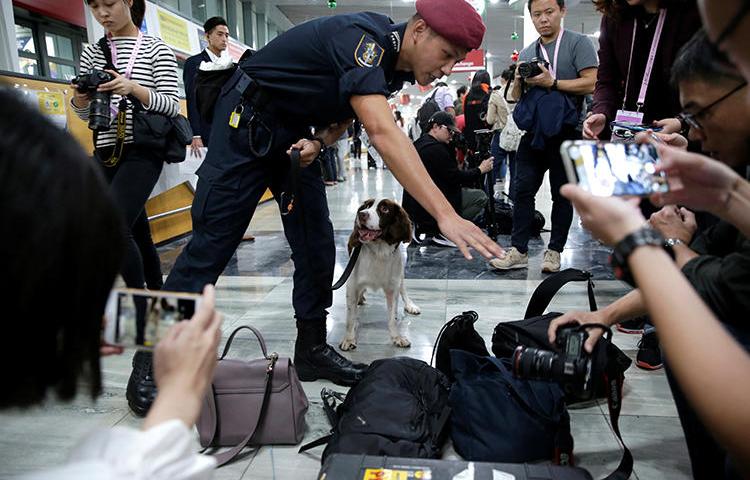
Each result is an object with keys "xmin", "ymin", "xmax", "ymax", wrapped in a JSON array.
[{"xmin": 354, "ymin": 34, "xmax": 384, "ymax": 68}]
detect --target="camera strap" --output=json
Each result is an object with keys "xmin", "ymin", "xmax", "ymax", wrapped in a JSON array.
[
  {"xmin": 622, "ymin": 9, "xmax": 667, "ymax": 112},
  {"xmin": 96, "ymin": 34, "xmax": 142, "ymax": 167}
]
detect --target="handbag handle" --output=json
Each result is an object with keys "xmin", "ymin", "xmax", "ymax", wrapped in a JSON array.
[{"xmin": 220, "ymin": 325, "xmax": 269, "ymax": 360}]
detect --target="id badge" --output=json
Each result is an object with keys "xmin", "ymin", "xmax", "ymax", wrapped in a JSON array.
[
  {"xmin": 614, "ymin": 109, "xmax": 644, "ymax": 124},
  {"xmin": 228, "ymin": 105, "xmax": 243, "ymax": 129}
]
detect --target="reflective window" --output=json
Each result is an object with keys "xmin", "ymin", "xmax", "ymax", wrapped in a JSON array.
[
  {"xmin": 45, "ymin": 33, "xmax": 74, "ymax": 60},
  {"xmin": 48, "ymin": 61, "xmax": 76, "ymax": 80},
  {"xmin": 16, "ymin": 24, "xmax": 35, "ymax": 53}
]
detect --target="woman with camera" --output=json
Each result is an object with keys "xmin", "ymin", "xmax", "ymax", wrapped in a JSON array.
[{"xmin": 71, "ymin": 0, "xmax": 180, "ymax": 417}]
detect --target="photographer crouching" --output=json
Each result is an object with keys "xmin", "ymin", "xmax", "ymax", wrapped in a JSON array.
[
  {"xmin": 490, "ymin": 0, "xmax": 597, "ymax": 273},
  {"xmin": 403, "ymin": 111, "xmax": 493, "ymax": 240},
  {"xmin": 70, "ymin": 0, "xmax": 180, "ymax": 417}
]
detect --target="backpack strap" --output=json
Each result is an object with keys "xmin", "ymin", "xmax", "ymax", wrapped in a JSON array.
[
  {"xmin": 524, "ymin": 268, "xmax": 597, "ymax": 319},
  {"xmin": 298, "ymin": 388, "xmax": 345, "ymax": 453}
]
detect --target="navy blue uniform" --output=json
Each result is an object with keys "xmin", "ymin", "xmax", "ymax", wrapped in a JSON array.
[{"xmin": 163, "ymin": 13, "xmax": 414, "ymax": 326}]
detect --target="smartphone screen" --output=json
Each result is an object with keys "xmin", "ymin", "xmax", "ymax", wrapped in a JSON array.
[
  {"xmin": 103, "ymin": 288, "xmax": 201, "ymax": 348},
  {"xmin": 561, "ymin": 141, "xmax": 669, "ymax": 197}
]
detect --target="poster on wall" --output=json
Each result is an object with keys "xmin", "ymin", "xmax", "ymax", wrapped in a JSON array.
[
  {"xmin": 18, "ymin": 90, "xmax": 67, "ymax": 130},
  {"xmin": 157, "ymin": 10, "xmax": 192, "ymax": 53}
]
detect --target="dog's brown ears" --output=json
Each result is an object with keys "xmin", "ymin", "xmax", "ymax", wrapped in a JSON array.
[
  {"xmin": 387, "ymin": 205, "xmax": 413, "ymax": 245},
  {"xmin": 347, "ymin": 228, "xmax": 361, "ymax": 254}
]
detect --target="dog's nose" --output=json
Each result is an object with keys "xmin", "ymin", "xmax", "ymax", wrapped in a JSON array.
[{"xmin": 358, "ymin": 211, "xmax": 369, "ymax": 222}]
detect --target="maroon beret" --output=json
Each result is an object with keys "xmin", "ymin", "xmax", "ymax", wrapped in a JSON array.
[{"xmin": 416, "ymin": 0, "xmax": 485, "ymax": 51}]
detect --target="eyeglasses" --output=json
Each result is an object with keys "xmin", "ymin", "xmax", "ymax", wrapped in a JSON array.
[
  {"xmin": 678, "ymin": 81, "xmax": 747, "ymax": 131},
  {"xmin": 714, "ymin": 0, "xmax": 750, "ymax": 46}
]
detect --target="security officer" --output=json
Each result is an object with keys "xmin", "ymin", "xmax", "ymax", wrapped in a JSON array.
[{"xmin": 159, "ymin": 0, "xmax": 502, "ymax": 394}]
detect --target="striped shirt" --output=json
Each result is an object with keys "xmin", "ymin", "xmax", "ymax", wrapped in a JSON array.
[{"xmin": 72, "ymin": 35, "xmax": 180, "ymax": 149}]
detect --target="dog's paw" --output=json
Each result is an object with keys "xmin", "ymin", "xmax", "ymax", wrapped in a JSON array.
[
  {"xmin": 392, "ymin": 335, "xmax": 411, "ymax": 348},
  {"xmin": 357, "ymin": 294, "xmax": 367, "ymax": 305},
  {"xmin": 404, "ymin": 303, "xmax": 421, "ymax": 315},
  {"xmin": 339, "ymin": 338, "xmax": 358, "ymax": 351}
]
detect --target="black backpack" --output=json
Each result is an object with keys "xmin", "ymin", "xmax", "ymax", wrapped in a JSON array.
[
  {"xmin": 431, "ymin": 311, "xmax": 490, "ymax": 382},
  {"xmin": 494, "ymin": 198, "xmax": 547, "ymax": 236},
  {"xmin": 299, "ymin": 357, "xmax": 452, "ymax": 463},
  {"xmin": 417, "ymin": 89, "xmax": 442, "ymax": 134}
]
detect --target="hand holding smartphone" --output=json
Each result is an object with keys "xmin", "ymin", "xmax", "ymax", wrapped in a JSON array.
[
  {"xmin": 560, "ymin": 140, "xmax": 669, "ymax": 197},
  {"xmin": 104, "ymin": 288, "xmax": 201, "ymax": 348}
]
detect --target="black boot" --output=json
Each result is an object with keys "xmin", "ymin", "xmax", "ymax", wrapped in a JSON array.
[
  {"xmin": 126, "ymin": 350, "xmax": 157, "ymax": 417},
  {"xmin": 294, "ymin": 320, "xmax": 368, "ymax": 387}
]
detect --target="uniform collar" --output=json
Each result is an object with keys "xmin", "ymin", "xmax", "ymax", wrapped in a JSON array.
[{"xmin": 384, "ymin": 22, "xmax": 414, "ymax": 89}]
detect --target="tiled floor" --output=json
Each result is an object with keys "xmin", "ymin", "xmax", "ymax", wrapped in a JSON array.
[{"xmin": 0, "ymin": 162, "xmax": 691, "ymax": 479}]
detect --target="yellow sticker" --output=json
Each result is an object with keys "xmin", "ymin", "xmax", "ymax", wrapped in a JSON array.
[{"xmin": 229, "ymin": 111, "xmax": 241, "ymax": 128}]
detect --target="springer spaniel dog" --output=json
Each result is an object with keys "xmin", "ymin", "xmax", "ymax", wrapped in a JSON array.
[{"xmin": 339, "ymin": 198, "xmax": 421, "ymax": 351}]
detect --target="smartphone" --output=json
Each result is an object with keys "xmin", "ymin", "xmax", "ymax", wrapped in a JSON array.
[
  {"xmin": 560, "ymin": 140, "xmax": 669, "ymax": 197},
  {"xmin": 103, "ymin": 288, "xmax": 201, "ymax": 348},
  {"xmin": 610, "ymin": 121, "xmax": 664, "ymax": 133}
]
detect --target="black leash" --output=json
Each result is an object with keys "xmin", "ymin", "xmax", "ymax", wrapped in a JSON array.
[{"xmin": 282, "ymin": 148, "xmax": 361, "ymax": 291}]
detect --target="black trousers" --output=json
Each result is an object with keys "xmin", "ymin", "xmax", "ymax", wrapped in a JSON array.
[
  {"xmin": 98, "ymin": 145, "xmax": 164, "ymax": 291},
  {"xmin": 163, "ymin": 72, "xmax": 335, "ymax": 327},
  {"xmin": 511, "ymin": 128, "xmax": 579, "ymax": 254}
]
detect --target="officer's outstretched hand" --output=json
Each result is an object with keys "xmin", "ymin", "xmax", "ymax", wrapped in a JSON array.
[
  {"xmin": 287, "ymin": 139, "xmax": 322, "ymax": 168},
  {"xmin": 438, "ymin": 213, "xmax": 505, "ymax": 261}
]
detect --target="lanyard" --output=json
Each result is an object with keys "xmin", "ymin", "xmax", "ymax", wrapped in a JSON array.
[
  {"xmin": 623, "ymin": 9, "xmax": 667, "ymax": 111},
  {"xmin": 538, "ymin": 30, "xmax": 564, "ymax": 79},
  {"xmin": 108, "ymin": 32, "xmax": 143, "ymax": 79}
]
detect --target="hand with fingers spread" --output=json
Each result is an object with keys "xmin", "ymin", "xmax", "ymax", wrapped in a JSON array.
[
  {"xmin": 437, "ymin": 213, "xmax": 505, "ymax": 261},
  {"xmin": 548, "ymin": 310, "xmax": 611, "ymax": 354},
  {"xmin": 144, "ymin": 285, "xmax": 222, "ymax": 430}
]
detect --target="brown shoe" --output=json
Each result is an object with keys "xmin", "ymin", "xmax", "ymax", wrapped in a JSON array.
[
  {"xmin": 541, "ymin": 249, "xmax": 561, "ymax": 273},
  {"xmin": 242, "ymin": 233, "xmax": 255, "ymax": 242}
]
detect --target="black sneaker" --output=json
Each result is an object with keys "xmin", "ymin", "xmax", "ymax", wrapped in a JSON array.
[
  {"xmin": 636, "ymin": 331, "xmax": 663, "ymax": 370},
  {"xmin": 295, "ymin": 343, "xmax": 368, "ymax": 387},
  {"xmin": 126, "ymin": 350, "xmax": 157, "ymax": 417},
  {"xmin": 616, "ymin": 316, "xmax": 647, "ymax": 335}
]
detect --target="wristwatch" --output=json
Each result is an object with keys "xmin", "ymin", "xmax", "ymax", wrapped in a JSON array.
[
  {"xmin": 664, "ymin": 238, "xmax": 684, "ymax": 248},
  {"xmin": 609, "ymin": 227, "xmax": 667, "ymax": 286},
  {"xmin": 551, "ymin": 78, "xmax": 559, "ymax": 91}
]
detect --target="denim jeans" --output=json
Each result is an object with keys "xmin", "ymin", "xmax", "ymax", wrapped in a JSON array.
[
  {"xmin": 490, "ymin": 130, "xmax": 508, "ymax": 182},
  {"xmin": 510, "ymin": 127, "xmax": 579, "ymax": 254}
]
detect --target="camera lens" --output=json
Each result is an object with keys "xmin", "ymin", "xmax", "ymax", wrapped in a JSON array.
[{"xmin": 513, "ymin": 345, "xmax": 557, "ymax": 379}]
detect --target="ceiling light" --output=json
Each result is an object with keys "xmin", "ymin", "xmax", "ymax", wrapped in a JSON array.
[{"xmin": 489, "ymin": 0, "xmax": 500, "ymax": 4}]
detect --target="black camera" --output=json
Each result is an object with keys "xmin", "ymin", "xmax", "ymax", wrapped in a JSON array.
[
  {"xmin": 449, "ymin": 131, "xmax": 467, "ymax": 152},
  {"xmin": 512, "ymin": 325, "xmax": 593, "ymax": 399},
  {"xmin": 72, "ymin": 69, "xmax": 115, "ymax": 131},
  {"xmin": 517, "ymin": 58, "xmax": 550, "ymax": 79}
]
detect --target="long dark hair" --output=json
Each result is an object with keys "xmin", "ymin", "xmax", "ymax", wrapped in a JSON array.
[
  {"xmin": 593, "ymin": 0, "xmax": 692, "ymax": 18},
  {"xmin": 0, "ymin": 88, "xmax": 124, "ymax": 408}
]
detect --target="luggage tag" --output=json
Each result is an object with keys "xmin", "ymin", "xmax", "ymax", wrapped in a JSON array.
[{"xmin": 229, "ymin": 104, "xmax": 243, "ymax": 129}]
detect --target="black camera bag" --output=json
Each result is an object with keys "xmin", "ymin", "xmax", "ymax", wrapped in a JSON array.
[{"xmin": 490, "ymin": 269, "xmax": 632, "ymax": 405}]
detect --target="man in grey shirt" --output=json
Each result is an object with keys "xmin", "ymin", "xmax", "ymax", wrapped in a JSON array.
[{"xmin": 491, "ymin": 0, "xmax": 598, "ymax": 273}]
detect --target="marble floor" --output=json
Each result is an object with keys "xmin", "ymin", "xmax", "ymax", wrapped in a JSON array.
[{"xmin": 0, "ymin": 162, "xmax": 691, "ymax": 479}]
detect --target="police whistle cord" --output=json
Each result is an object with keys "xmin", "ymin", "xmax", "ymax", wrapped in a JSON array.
[{"xmin": 282, "ymin": 147, "xmax": 361, "ymax": 291}]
